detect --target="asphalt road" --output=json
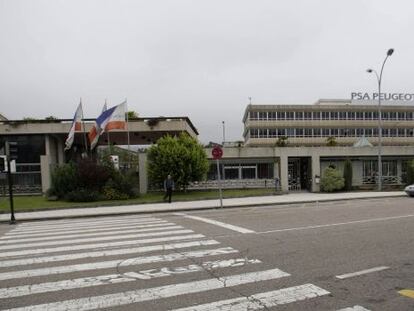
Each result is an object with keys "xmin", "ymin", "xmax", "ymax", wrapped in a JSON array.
[{"xmin": 0, "ymin": 197, "xmax": 413, "ymax": 310}]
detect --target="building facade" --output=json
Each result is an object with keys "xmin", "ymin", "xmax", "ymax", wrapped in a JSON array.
[{"xmin": 199, "ymin": 99, "xmax": 414, "ymax": 192}]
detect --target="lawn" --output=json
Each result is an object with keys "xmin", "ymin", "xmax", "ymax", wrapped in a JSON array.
[{"xmin": 0, "ymin": 188, "xmax": 277, "ymax": 213}]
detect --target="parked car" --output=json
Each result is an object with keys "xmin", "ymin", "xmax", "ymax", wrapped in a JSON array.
[{"xmin": 405, "ymin": 184, "xmax": 414, "ymax": 197}]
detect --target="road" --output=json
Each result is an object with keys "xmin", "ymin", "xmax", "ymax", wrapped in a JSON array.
[{"xmin": 0, "ymin": 196, "xmax": 413, "ymax": 310}]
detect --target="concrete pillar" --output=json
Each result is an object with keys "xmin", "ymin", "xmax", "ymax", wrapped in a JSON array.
[
  {"xmin": 397, "ymin": 159, "xmax": 402, "ymax": 184},
  {"xmin": 311, "ymin": 154, "xmax": 321, "ymax": 192},
  {"xmin": 280, "ymin": 154, "xmax": 289, "ymax": 192},
  {"xmin": 40, "ymin": 155, "xmax": 51, "ymax": 194},
  {"xmin": 138, "ymin": 152, "xmax": 148, "ymax": 194},
  {"xmin": 57, "ymin": 138, "xmax": 65, "ymax": 164}
]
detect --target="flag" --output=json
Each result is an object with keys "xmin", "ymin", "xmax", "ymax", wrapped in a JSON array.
[
  {"xmin": 64, "ymin": 103, "xmax": 83, "ymax": 151},
  {"xmin": 88, "ymin": 102, "xmax": 125, "ymax": 150},
  {"xmin": 106, "ymin": 102, "xmax": 126, "ymax": 131}
]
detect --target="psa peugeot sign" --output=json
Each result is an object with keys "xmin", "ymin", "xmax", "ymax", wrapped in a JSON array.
[{"xmin": 351, "ymin": 92, "xmax": 414, "ymax": 101}]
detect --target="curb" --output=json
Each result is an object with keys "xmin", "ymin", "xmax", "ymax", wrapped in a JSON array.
[{"xmin": 0, "ymin": 193, "xmax": 406, "ymax": 224}]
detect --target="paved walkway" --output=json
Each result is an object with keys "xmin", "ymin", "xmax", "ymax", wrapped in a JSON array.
[{"xmin": 0, "ymin": 191, "xmax": 407, "ymax": 222}]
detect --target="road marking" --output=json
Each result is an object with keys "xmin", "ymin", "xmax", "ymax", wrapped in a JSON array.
[
  {"xmin": 0, "ymin": 247, "xmax": 239, "ymax": 280},
  {"xmin": 171, "ymin": 283, "xmax": 330, "ymax": 311},
  {"xmin": 257, "ymin": 214, "xmax": 414, "ymax": 235},
  {"xmin": 175, "ymin": 213, "xmax": 256, "ymax": 234},
  {"xmin": 7, "ymin": 218, "xmax": 164, "ymax": 234},
  {"xmin": 336, "ymin": 266, "xmax": 389, "ymax": 279},
  {"xmin": 0, "ymin": 258, "xmax": 261, "ymax": 299},
  {"xmin": 0, "ymin": 229, "xmax": 194, "ymax": 251},
  {"xmin": 0, "ymin": 240, "xmax": 220, "ymax": 268},
  {"xmin": 0, "ymin": 225, "xmax": 183, "ymax": 245},
  {"xmin": 0, "ymin": 233, "xmax": 206, "ymax": 258},
  {"xmin": 337, "ymin": 306, "xmax": 371, "ymax": 311},
  {"xmin": 2, "ymin": 269, "xmax": 289, "ymax": 311},
  {"xmin": 1, "ymin": 221, "xmax": 172, "ymax": 239},
  {"xmin": 399, "ymin": 289, "xmax": 414, "ymax": 299}
]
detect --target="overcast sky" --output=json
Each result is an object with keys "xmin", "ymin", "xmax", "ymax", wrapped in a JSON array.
[{"xmin": 1, "ymin": 0, "xmax": 413, "ymax": 143}]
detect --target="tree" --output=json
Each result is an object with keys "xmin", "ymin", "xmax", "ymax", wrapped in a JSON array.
[
  {"xmin": 276, "ymin": 136, "xmax": 288, "ymax": 147},
  {"xmin": 326, "ymin": 136, "xmax": 337, "ymax": 147},
  {"xmin": 127, "ymin": 111, "xmax": 139, "ymax": 119},
  {"xmin": 343, "ymin": 159, "xmax": 353, "ymax": 191},
  {"xmin": 320, "ymin": 166, "xmax": 344, "ymax": 192},
  {"xmin": 147, "ymin": 133, "xmax": 209, "ymax": 191},
  {"xmin": 45, "ymin": 116, "xmax": 58, "ymax": 120}
]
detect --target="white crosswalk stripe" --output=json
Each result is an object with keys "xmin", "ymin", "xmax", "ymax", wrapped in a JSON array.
[
  {"xmin": 0, "ymin": 215, "xmax": 331, "ymax": 311},
  {"xmin": 337, "ymin": 306, "xmax": 371, "ymax": 311}
]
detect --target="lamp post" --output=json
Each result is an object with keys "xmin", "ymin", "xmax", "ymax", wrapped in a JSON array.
[{"xmin": 367, "ymin": 48, "xmax": 394, "ymax": 191}]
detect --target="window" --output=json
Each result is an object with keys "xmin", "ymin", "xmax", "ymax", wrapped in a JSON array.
[
  {"xmin": 277, "ymin": 128, "xmax": 286, "ymax": 136},
  {"xmin": 286, "ymin": 112, "xmax": 294, "ymax": 120},
  {"xmin": 407, "ymin": 112, "xmax": 413, "ymax": 120},
  {"xmin": 339, "ymin": 112, "xmax": 347, "ymax": 120},
  {"xmin": 373, "ymin": 111, "xmax": 378, "ymax": 120},
  {"xmin": 389, "ymin": 112, "xmax": 397, "ymax": 120},
  {"xmin": 322, "ymin": 112, "xmax": 330, "ymax": 120},
  {"xmin": 295, "ymin": 112, "xmax": 303, "ymax": 120},
  {"xmin": 356, "ymin": 112, "xmax": 364, "ymax": 120},
  {"xmin": 242, "ymin": 167, "xmax": 256, "ymax": 179},
  {"xmin": 365, "ymin": 128, "xmax": 373, "ymax": 137},
  {"xmin": 259, "ymin": 129, "xmax": 268, "ymax": 138},
  {"xmin": 382, "ymin": 128, "xmax": 389, "ymax": 137},
  {"xmin": 363, "ymin": 160, "xmax": 377, "ymax": 178},
  {"xmin": 322, "ymin": 128, "xmax": 330, "ymax": 136},
  {"xmin": 382, "ymin": 161, "xmax": 397, "ymax": 176},
  {"xmin": 313, "ymin": 111, "xmax": 321, "ymax": 120},
  {"xmin": 398, "ymin": 128, "xmax": 406, "ymax": 137},
  {"xmin": 339, "ymin": 129, "xmax": 347, "ymax": 137},
  {"xmin": 356, "ymin": 128, "xmax": 364, "ymax": 136},
  {"xmin": 250, "ymin": 129, "xmax": 259, "ymax": 138},
  {"xmin": 277, "ymin": 111, "xmax": 285, "ymax": 120},
  {"xmin": 304, "ymin": 112, "xmax": 312, "ymax": 120},
  {"xmin": 287, "ymin": 128, "xmax": 295, "ymax": 136},
  {"xmin": 250, "ymin": 111, "xmax": 258, "ymax": 120},
  {"xmin": 224, "ymin": 166, "xmax": 239, "ymax": 180},
  {"xmin": 294, "ymin": 128, "xmax": 302, "ymax": 137},
  {"xmin": 398, "ymin": 112, "xmax": 406, "ymax": 120},
  {"xmin": 331, "ymin": 128, "xmax": 339, "ymax": 136},
  {"xmin": 259, "ymin": 112, "xmax": 267, "ymax": 120},
  {"xmin": 268, "ymin": 129, "xmax": 277, "ymax": 137},
  {"xmin": 348, "ymin": 112, "xmax": 356, "ymax": 120},
  {"xmin": 257, "ymin": 163, "xmax": 274, "ymax": 179},
  {"xmin": 313, "ymin": 128, "xmax": 321, "ymax": 136},
  {"xmin": 305, "ymin": 128, "xmax": 313, "ymax": 136},
  {"xmin": 331, "ymin": 112, "xmax": 339, "ymax": 120},
  {"xmin": 365, "ymin": 112, "xmax": 373, "ymax": 120},
  {"xmin": 268, "ymin": 112, "xmax": 277, "ymax": 120},
  {"xmin": 382, "ymin": 112, "xmax": 389, "ymax": 120},
  {"xmin": 389, "ymin": 128, "xmax": 397, "ymax": 137}
]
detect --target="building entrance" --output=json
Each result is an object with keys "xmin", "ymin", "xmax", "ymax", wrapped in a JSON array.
[{"xmin": 288, "ymin": 157, "xmax": 311, "ymax": 191}]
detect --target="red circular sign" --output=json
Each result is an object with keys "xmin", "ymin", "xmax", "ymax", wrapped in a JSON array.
[{"xmin": 212, "ymin": 146, "xmax": 223, "ymax": 160}]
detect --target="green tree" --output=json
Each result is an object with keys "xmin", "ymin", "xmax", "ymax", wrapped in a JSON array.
[
  {"xmin": 45, "ymin": 116, "xmax": 58, "ymax": 120},
  {"xmin": 320, "ymin": 166, "xmax": 344, "ymax": 192},
  {"xmin": 147, "ymin": 133, "xmax": 209, "ymax": 191},
  {"xmin": 343, "ymin": 159, "xmax": 353, "ymax": 191},
  {"xmin": 276, "ymin": 136, "xmax": 288, "ymax": 147},
  {"xmin": 127, "ymin": 111, "xmax": 139, "ymax": 119},
  {"xmin": 406, "ymin": 159, "xmax": 414, "ymax": 185},
  {"xmin": 326, "ymin": 136, "xmax": 337, "ymax": 147}
]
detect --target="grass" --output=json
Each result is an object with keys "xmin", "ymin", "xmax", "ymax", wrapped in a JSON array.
[{"xmin": 0, "ymin": 188, "xmax": 277, "ymax": 213}]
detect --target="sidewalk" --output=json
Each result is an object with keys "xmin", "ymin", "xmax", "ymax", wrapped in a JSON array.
[{"xmin": 0, "ymin": 191, "xmax": 406, "ymax": 223}]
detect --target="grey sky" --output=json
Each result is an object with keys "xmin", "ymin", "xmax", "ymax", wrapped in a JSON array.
[{"xmin": 0, "ymin": 0, "xmax": 413, "ymax": 143}]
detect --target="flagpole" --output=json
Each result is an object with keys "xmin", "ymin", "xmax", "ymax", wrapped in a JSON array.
[
  {"xmin": 80, "ymin": 98, "xmax": 89, "ymax": 157},
  {"xmin": 105, "ymin": 99, "xmax": 111, "ymax": 151},
  {"xmin": 125, "ymin": 98, "xmax": 131, "ymax": 167}
]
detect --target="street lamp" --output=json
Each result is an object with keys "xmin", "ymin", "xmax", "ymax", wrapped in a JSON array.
[{"xmin": 366, "ymin": 48, "xmax": 394, "ymax": 191}]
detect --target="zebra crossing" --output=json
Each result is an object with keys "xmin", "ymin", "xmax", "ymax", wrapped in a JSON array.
[{"xmin": 0, "ymin": 214, "xmax": 368, "ymax": 310}]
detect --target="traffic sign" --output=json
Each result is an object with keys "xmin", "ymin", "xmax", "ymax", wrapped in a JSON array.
[{"xmin": 211, "ymin": 146, "xmax": 223, "ymax": 160}]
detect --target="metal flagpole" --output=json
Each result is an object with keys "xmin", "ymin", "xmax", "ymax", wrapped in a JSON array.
[
  {"xmin": 105, "ymin": 99, "xmax": 111, "ymax": 150},
  {"xmin": 125, "ymin": 98, "xmax": 131, "ymax": 167},
  {"xmin": 80, "ymin": 98, "xmax": 89, "ymax": 157}
]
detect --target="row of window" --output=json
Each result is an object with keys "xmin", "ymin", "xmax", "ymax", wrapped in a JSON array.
[
  {"xmin": 249, "ymin": 128, "xmax": 414, "ymax": 138},
  {"xmin": 249, "ymin": 111, "xmax": 414, "ymax": 121}
]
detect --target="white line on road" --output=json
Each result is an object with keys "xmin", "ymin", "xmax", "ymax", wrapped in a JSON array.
[
  {"xmin": 1, "ymin": 221, "xmax": 172, "ymax": 239},
  {"xmin": 337, "ymin": 306, "xmax": 371, "ymax": 311},
  {"xmin": 256, "ymin": 214, "xmax": 414, "ymax": 235},
  {"xmin": 8, "ymin": 218, "xmax": 163, "ymax": 234},
  {"xmin": 0, "ymin": 240, "xmax": 220, "ymax": 268},
  {"xmin": 2, "ymin": 269, "xmax": 289, "ymax": 311},
  {"xmin": 0, "ymin": 247, "xmax": 239, "ymax": 280},
  {"xmin": 0, "ymin": 258, "xmax": 261, "ymax": 299},
  {"xmin": 175, "ymin": 213, "xmax": 256, "ymax": 234},
  {"xmin": 0, "ymin": 225, "xmax": 183, "ymax": 245},
  {"xmin": 0, "ymin": 234, "xmax": 206, "ymax": 258},
  {"xmin": 171, "ymin": 283, "xmax": 330, "ymax": 311},
  {"xmin": 0, "ymin": 229, "xmax": 194, "ymax": 251},
  {"xmin": 336, "ymin": 266, "xmax": 390, "ymax": 279}
]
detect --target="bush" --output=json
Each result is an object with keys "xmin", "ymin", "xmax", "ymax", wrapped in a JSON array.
[
  {"xmin": 343, "ymin": 159, "xmax": 353, "ymax": 191},
  {"xmin": 65, "ymin": 189, "xmax": 101, "ymax": 202},
  {"xmin": 321, "ymin": 167, "xmax": 344, "ymax": 192},
  {"xmin": 406, "ymin": 159, "xmax": 414, "ymax": 185},
  {"xmin": 49, "ymin": 163, "xmax": 78, "ymax": 198},
  {"xmin": 77, "ymin": 159, "xmax": 112, "ymax": 192}
]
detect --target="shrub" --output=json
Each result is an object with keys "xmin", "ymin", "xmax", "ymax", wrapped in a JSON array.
[
  {"xmin": 321, "ymin": 167, "xmax": 344, "ymax": 192},
  {"xmin": 49, "ymin": 163, "xmax": 78, "ymax": 198},
  {"xmin": 77, "ymin": 159, "xmax": 111, "ymax": 192},
  {"xmin": 407, "ymin": 159, "xmax": 414, "ymax": 185},
  {"xmin": 65, "ymin": 189, "xmax": 101, "ymax": 202},
  {"xmin": 343, "ymin": 159, "xmax": 353, "ymax": 191}
]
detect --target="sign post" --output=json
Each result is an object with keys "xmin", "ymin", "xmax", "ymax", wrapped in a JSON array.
[{"xmin": 212, "ymin": 146, "xmax": 223, "ymax": 208}]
